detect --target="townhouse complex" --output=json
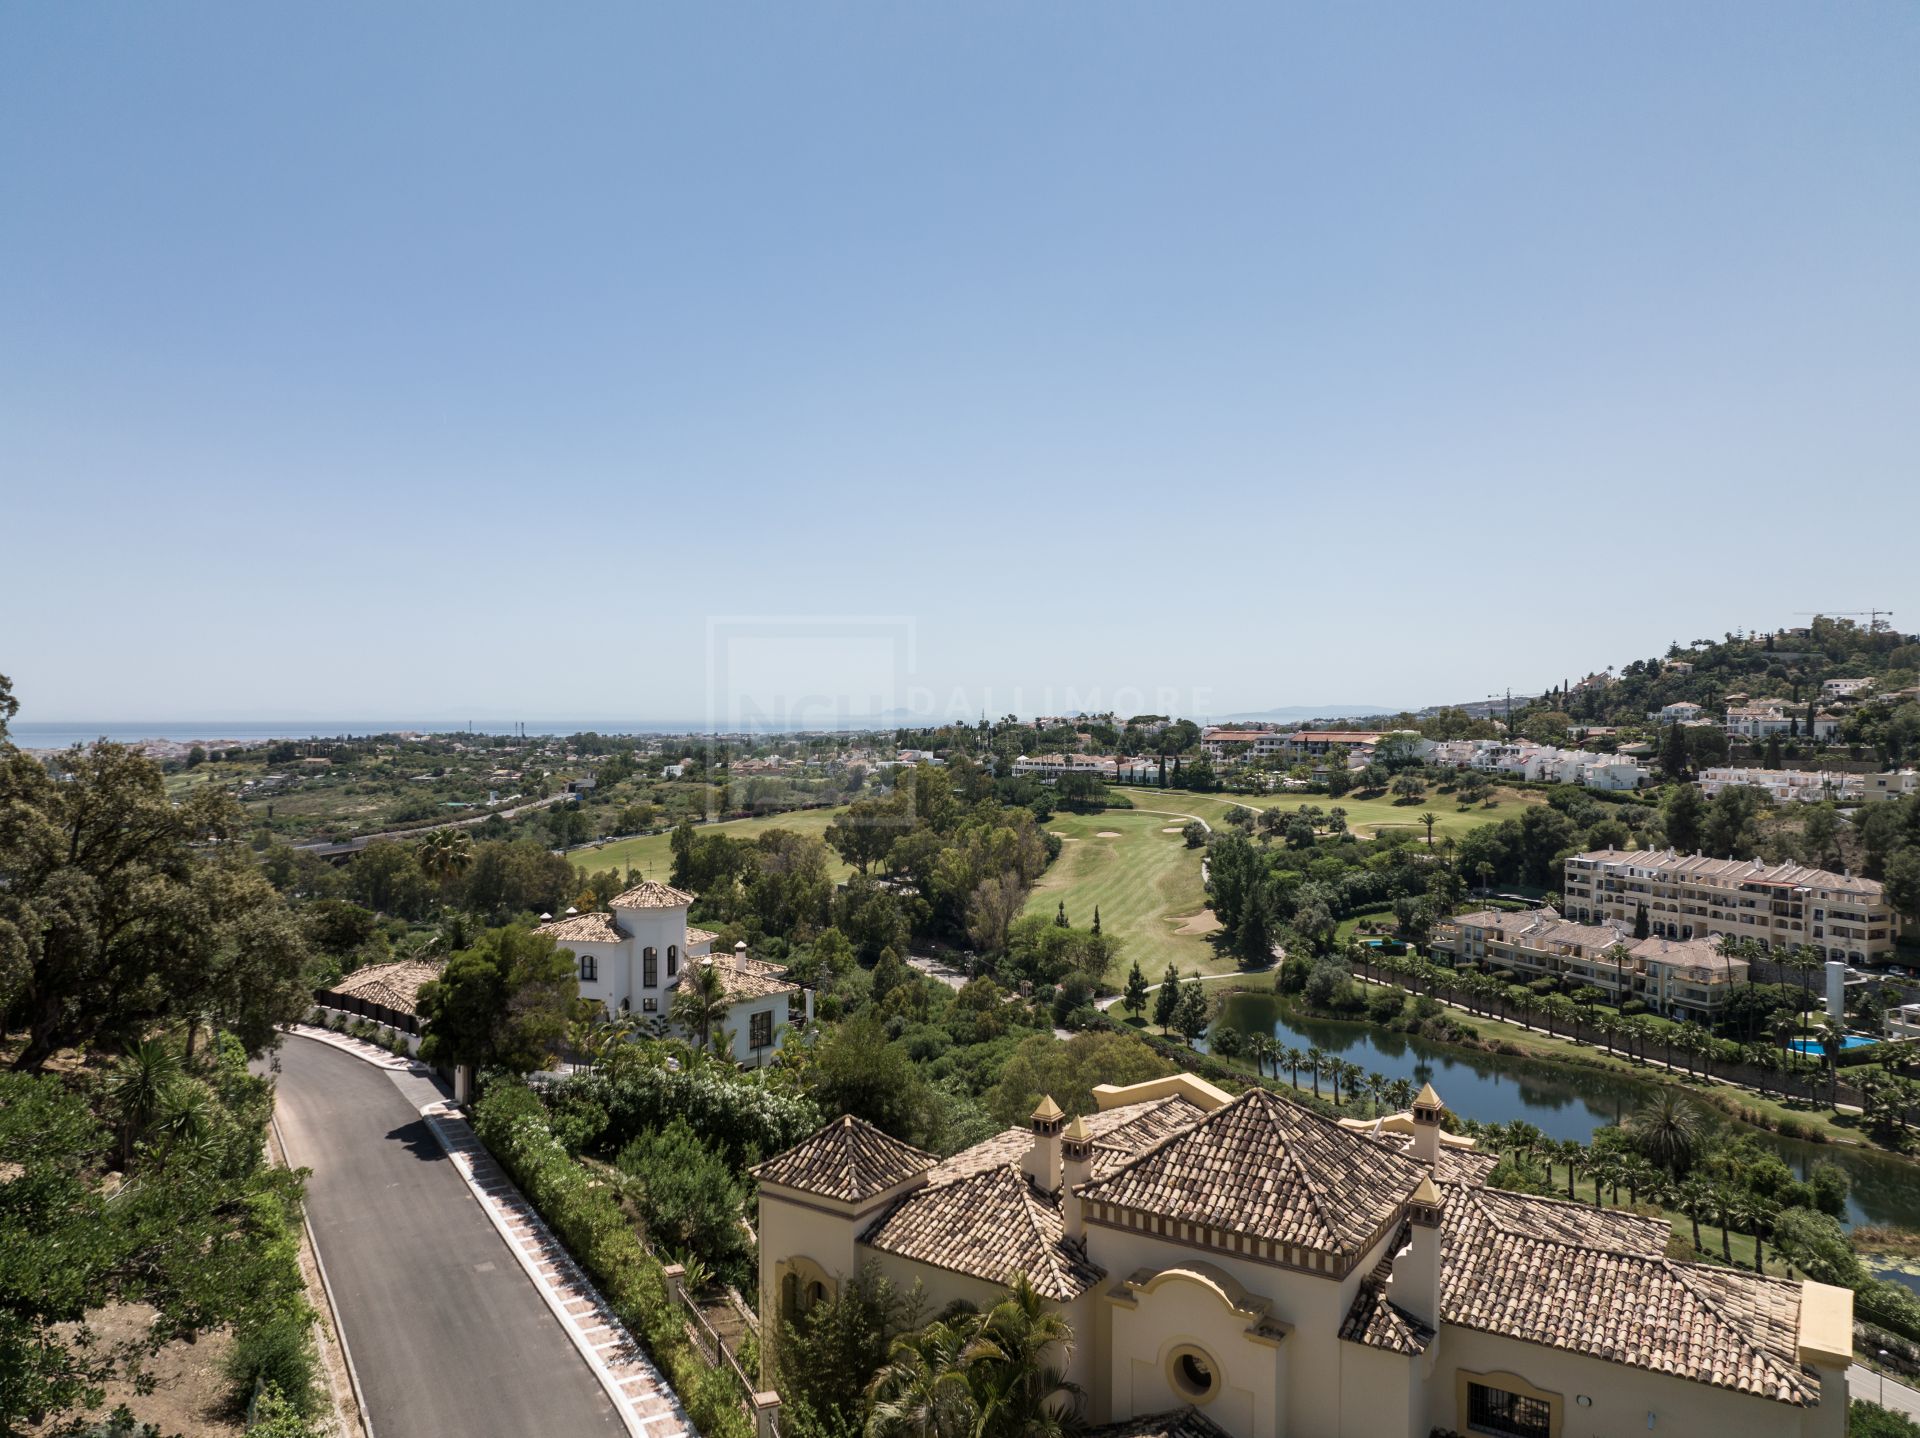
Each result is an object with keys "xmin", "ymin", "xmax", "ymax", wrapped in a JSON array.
[
  {"xmin": 1199, "ymin": 728, "xmax": 1387, "ymax": 767},
  {"xmin": 1561, "ymin": 848, "xmax": 1902, "ymax": 966},
  {"xmin": 1429, "ymin": 909, "xmax": 1745, "ymax": 1022},
  {"xmin": 1415, "ymin": 738, "xmax": 1648, "ymax": 791},
  {"xmin": 1699, "ymin": 767, "xmax": 1920, "ymax": 804}
]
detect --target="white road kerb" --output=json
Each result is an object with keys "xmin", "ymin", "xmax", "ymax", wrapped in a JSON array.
[{"xmin": 284, "ymin": 1027, "xmax": 689, "ymax": 1437}]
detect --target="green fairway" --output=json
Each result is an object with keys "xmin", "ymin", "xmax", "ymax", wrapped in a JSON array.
[
  {"xmin": 1111, "ymin": 785, "xmax": 1542, "ymax": 843},
  {"xmin": 1023, "ymin": 810, "xmax": 1226, "ymax": 982},
  {"xmin": 566, "ymin": 806, "xmax": 853, "ymax": 883}
]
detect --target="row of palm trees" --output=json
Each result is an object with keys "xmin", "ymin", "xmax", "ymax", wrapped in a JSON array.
[
  {"xmin": 1237, "ymin": 1031, "xmax": 1417, "ymax": 1112},
  {"xmin": 1359, "ymin": 945, "xmax": 1850, "ymax": 1105}
]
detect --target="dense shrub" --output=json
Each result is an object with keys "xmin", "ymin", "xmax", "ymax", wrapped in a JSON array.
[
  {"xmin": 471, "ymin": 1080, "xmax": 752, "ymax": 1438},
  {"xmin": 616, "ymin": 1119, "xmax": 752, "ymax": 1285},
  {"xmin": 570, "ymin": 1065, "xmax": 820, "ymax": 1166}
]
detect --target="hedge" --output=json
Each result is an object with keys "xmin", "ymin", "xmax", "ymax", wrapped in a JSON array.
[{"xmin": 472, "ymin": 1081, "xmax": 752, "ymax": 1438}]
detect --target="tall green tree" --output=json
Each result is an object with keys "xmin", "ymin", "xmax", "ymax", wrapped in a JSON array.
[
  {"xmin": 1, "ymin": 742, "xmax": 310, "ymax": 1071},
  {"xmin": 1153, "ymin": 965, "xmax": 1181, "ymax": 1033},
  {"xmin": 1121, "ymin": 961, "xmax": 1149, "ymax": 1021},
  {"xmin": 417, "ymin": 925, "xmax": 578, "ymax": 1074},
  {"xmin": 670, "ymin": 956, "xmax": 734, "ymax": 1053}
]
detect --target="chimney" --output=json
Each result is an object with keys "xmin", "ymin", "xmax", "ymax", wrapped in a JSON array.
[
  {"xmin": 735, "ymin": 940, "xmax": 749, "ymax": 962},
  {"xmin": 1061, "ymin": 1114, "xmax": 1093, "ymax": 1241},
  {"xmin": 1398, "ymin": 1175, "xmax": 1443, "ymax": 1328},
  {"xmin": 1411, "ymin": 1082, "xmax": 1444, "ymax": 1167},
  {"xmin": 1023, "ymin": 1095, "xmax": 1065, "ymax": 1193}
]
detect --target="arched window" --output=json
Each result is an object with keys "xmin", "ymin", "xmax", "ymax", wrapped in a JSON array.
[{"xmin": 644, "ymin": 947, "xmax": 658, "ymax": 987}]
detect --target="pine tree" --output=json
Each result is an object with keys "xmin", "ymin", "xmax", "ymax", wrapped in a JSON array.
[
  {"xmin": 1174, "ymin": 983, "xmax": 1210, "ymax": 1043},
  {"xmin": 1764, "ymin": 733, "xmax": 1783, "ymax": 771},
  {"xmin": 1154, "ymin": 965, "xmax": 1181, "ymax": 1033},
  {"xmin": 1055, "ymin": 901, "xmax": 1069, "ymax": 928},
  {"xmin": 1092, "ymin": 906, "xmax": 1102, "ymax": 936},
  {"xmin": 1122, "ymin": 960, "xmax": 1148, "ymax": 1019}
]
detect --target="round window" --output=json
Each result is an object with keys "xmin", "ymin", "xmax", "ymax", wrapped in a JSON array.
[{"xmin": 1169, "ymin": 1347, "xmax": 1217, "ymax": 1401}]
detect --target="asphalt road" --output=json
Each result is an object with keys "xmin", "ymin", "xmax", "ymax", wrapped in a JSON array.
[{"xmin": 268, "ymin": 1035, "xmax": 622, "ymax": 1438}]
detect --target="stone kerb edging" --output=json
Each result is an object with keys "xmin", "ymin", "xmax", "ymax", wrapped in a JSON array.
[{"xmin": 282, "ymin": 1026, "xmax": 689, "ymax": 1437}]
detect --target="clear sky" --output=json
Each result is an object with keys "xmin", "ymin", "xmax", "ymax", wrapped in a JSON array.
[{"xmin": 4, "ymin": 3, "xmax": 1916, "ymax": 727}]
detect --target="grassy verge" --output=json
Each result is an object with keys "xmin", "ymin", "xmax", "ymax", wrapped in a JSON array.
[{"xmin": 1110, "ymin": 785, "xmax": 1545, "ymax": 841}]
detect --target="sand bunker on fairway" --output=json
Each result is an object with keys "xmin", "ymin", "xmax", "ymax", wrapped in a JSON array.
[
  {"xmin": 1173, "ymin": 909, "xmax": 1223, "ymax": 936},
  {"xmin": 1160, "ymin": 825, "xmax": 1184, "ymax": 833},
  {"xmin": 1095, "ymin": 830, "xmax": 1122, "ymax": 838}
]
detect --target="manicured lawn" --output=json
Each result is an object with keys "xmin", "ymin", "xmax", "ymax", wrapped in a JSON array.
[
  {"xmin": 1022, "ymin": 810, "xmax": 1229, "ymax": 982},
  {"xmin": 1111, "ymin": 785, "xmax": 1544, "ymax": 843},
  {"xmin": 565, "ymin": 806, "xmax": 853, "ymax": 883}
]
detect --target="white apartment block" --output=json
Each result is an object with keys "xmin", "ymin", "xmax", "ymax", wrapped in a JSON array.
[
  {"xmin": 1562, "ymin": 849, "xmax": 1900, "ymax": 965},
  {"xmin": 1862, "ymin": 770, "xmax": 1920, "ymax": 803},
  {"xmin": 1415, "ymin": 739, "xmax": 1647, "ymax": 791},
  {"xmin": 1697, "ymin": 768, "xmax": 1855, "ymax": 804}
]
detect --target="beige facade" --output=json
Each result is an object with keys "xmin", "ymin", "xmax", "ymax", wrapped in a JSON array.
[
  {"xmin": 754, "ymin": 1076, "xmax": 1850, "ymax": 1438},
  {"xmin": 1430, "ymin": 908, "xmax": 1746, "ymax": 1022},
  {"xmin": 1562, "ymin": 848, "xmax": 1901, "ymax": 965}
]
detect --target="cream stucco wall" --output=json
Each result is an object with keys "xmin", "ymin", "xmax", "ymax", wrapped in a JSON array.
[{"xmin": 1430, "ymin": 1327, "xmax": 1845, "ymax": 1438}]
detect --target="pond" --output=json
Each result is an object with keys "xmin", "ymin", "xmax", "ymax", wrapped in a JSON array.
[{"xmin": 1209, "ymin": 991, "xmax": 1920, "ymax": 1237}]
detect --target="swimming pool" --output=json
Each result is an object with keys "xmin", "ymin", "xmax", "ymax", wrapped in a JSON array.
[{"xmin": 1790, "ymin": 1034, "xmax": 1879, "ymax": 1055}]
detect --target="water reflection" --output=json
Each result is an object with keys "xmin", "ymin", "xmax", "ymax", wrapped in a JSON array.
[{"xmin": 1211, "ymin": 991, "xmax": 1920, "ymax": 1234}]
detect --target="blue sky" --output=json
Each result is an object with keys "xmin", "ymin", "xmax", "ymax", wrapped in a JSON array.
[{"xmin": 4, "ymin": 3, "xmax": 1916, "ymax": 725}]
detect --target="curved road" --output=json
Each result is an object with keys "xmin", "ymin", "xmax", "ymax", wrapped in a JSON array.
[{"xmin": 268, "ymin": 1036, "xmax": 622, "ymax": 1437}]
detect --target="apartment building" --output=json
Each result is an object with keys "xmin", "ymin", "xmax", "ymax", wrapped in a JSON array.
[
  {"xmin": 1200, "ymin": 727, "xmax": 1288, "ymax": 764},
  {"xmin": 1650, "ymin": 700, "xmax": 1705, "ymax": 723},
  {"xmin": 1012, "ymin": 753, "xmax": 1119, "ymax": 780},
  {"xmin": 1697, "ymin": 767, "xmax": 1853, "ymax": 804},
  {"xmin": 1822, "ymin": 678, "xmax": 1874, "ymax": 698},
  {"xmin": 1280, "ymin": 729, "xmax": 1386, "ymax": 761},
  {"xmin": 1862, "ymin": 770, "xmax": 1920, "ymax": 803},
  {"xmin": 1561, "ymin": 848, "xmax": 1900, "ymax": 965},
  {"xmin": 1429, "ymin": 908, "xmax": 1746, "ymax": 1022}
]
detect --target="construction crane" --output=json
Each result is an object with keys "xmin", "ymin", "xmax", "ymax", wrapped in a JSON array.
[{"xmin": 1795, "ymin": 610, "xmax": 1895, "ymax": 633}]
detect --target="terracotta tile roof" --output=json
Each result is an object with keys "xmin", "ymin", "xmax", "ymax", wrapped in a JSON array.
[
  {"xmin": 1362, "ymin": 1129, "xmax": 1501, "ymax": 1187},
  {"xmin": 1078, "ymin": 1089, "xmax": 1427, "ymax": 1259},
  {"xmin": 326, "ymin": 960, "xmax": 443, "ymax": 1017},
  {"xmin": 1085, "ymin": 1409, "xmax": 1232, "ymax": 1438},
  {"xmin": 610, "ymin": 879, "xmax": 695, "ymax": 909},
  {"xmin": 537, "ymin": 911, "xmax": 627, "ymax": 944},
  {"xmin": 750, "ymin": 1116, "xmax": 933, "ymax": 1203},
  {"xmin": 861, "ymin": 1164, "xmax": 1104, "ymax": 1301},
  {"xmin": 922, "ymin": 1096, "xmax": 1206, "ymax": 1187},
  {"xmin": 685, "ymin": 926, "xmax": 718, "ymax": 945},
  {"xmin": 1339, "ymin": 1273, "xmax": 1434, "ymax": 1355},
  {"xmin": 696, "ymin": 952, "xmax": 798, "ymax": 1002},
  {"xmin": 1438, "ymin": 1184, "xmax": 1820, "ymax": 1405}
]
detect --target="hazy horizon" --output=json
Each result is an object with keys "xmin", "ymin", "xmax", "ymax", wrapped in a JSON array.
[{"xmin": 5, "ymin": 3, "xmax": 1916, "ymax": 720}]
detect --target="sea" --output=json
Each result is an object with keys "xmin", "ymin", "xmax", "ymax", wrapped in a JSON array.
[{"xmin": 10, "ymin": 718, "xmax": 884, "ymax": 750}]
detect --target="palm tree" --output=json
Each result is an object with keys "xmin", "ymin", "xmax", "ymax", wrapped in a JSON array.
[
  {"xmin": 670, "ymin": 958, "xmax": 733, "ymax": 1054},
  {"xmin": 1630, "ymin": 1089, "xmax": 1707, "ymax": 1178},
  {"xmin": 107, "ymin": 1038, "xmax": 182, "ymax": 1171},
  {"xmin": 965, "ymin": 1274, "xmax": 1084, "ymax": 1438},
  {"xmin": 1557, "ymin": 1140, "xmax": 1585, "ymax": 1202},
  {"xmin": 1366, "ymin": 1070, "xmax": 1388, "ymax": 1115},
  {"xmin": 1306, "ymin": 1047, "xmax": 1325, "ymax": 1099},
  {"xmin": 866, "ymin": 1317, "xmax": 976, "ymax": 1438},
  {"xmin": 1676, "ymin": 1177, "xmax": 1715, "ymax": 1254},
  {"xmin": 1419, "ymin": 811, "xmax": 1438, "ymax": 847},
  {"xmin": 418, "ymin": 827, "xmax": 475, "ymax": 899},
  {"xmin": 1729, "ymin": 1191, "xmax": 1777, "ymax": 1272},
  {"xmin": 1619, "ymin": 1155, "xmax": 1657, "ymax": 1206},
  {"xmin": 1386, "ymin": 1078, "xmax": 1415, "ymax": 1112},
  {"xmin": 1282, "ymin": 1046, "xmax": 1305, "ymax": 1091}
]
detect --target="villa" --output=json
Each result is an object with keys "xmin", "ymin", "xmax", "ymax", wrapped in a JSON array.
[
  {"xmin": 754, "ymin": 1075, "xmax": 1851, "ymax": 1438},
  {"xmin": 538, "ymin": 879, "xmax": 800, "ymax": 1066}
]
